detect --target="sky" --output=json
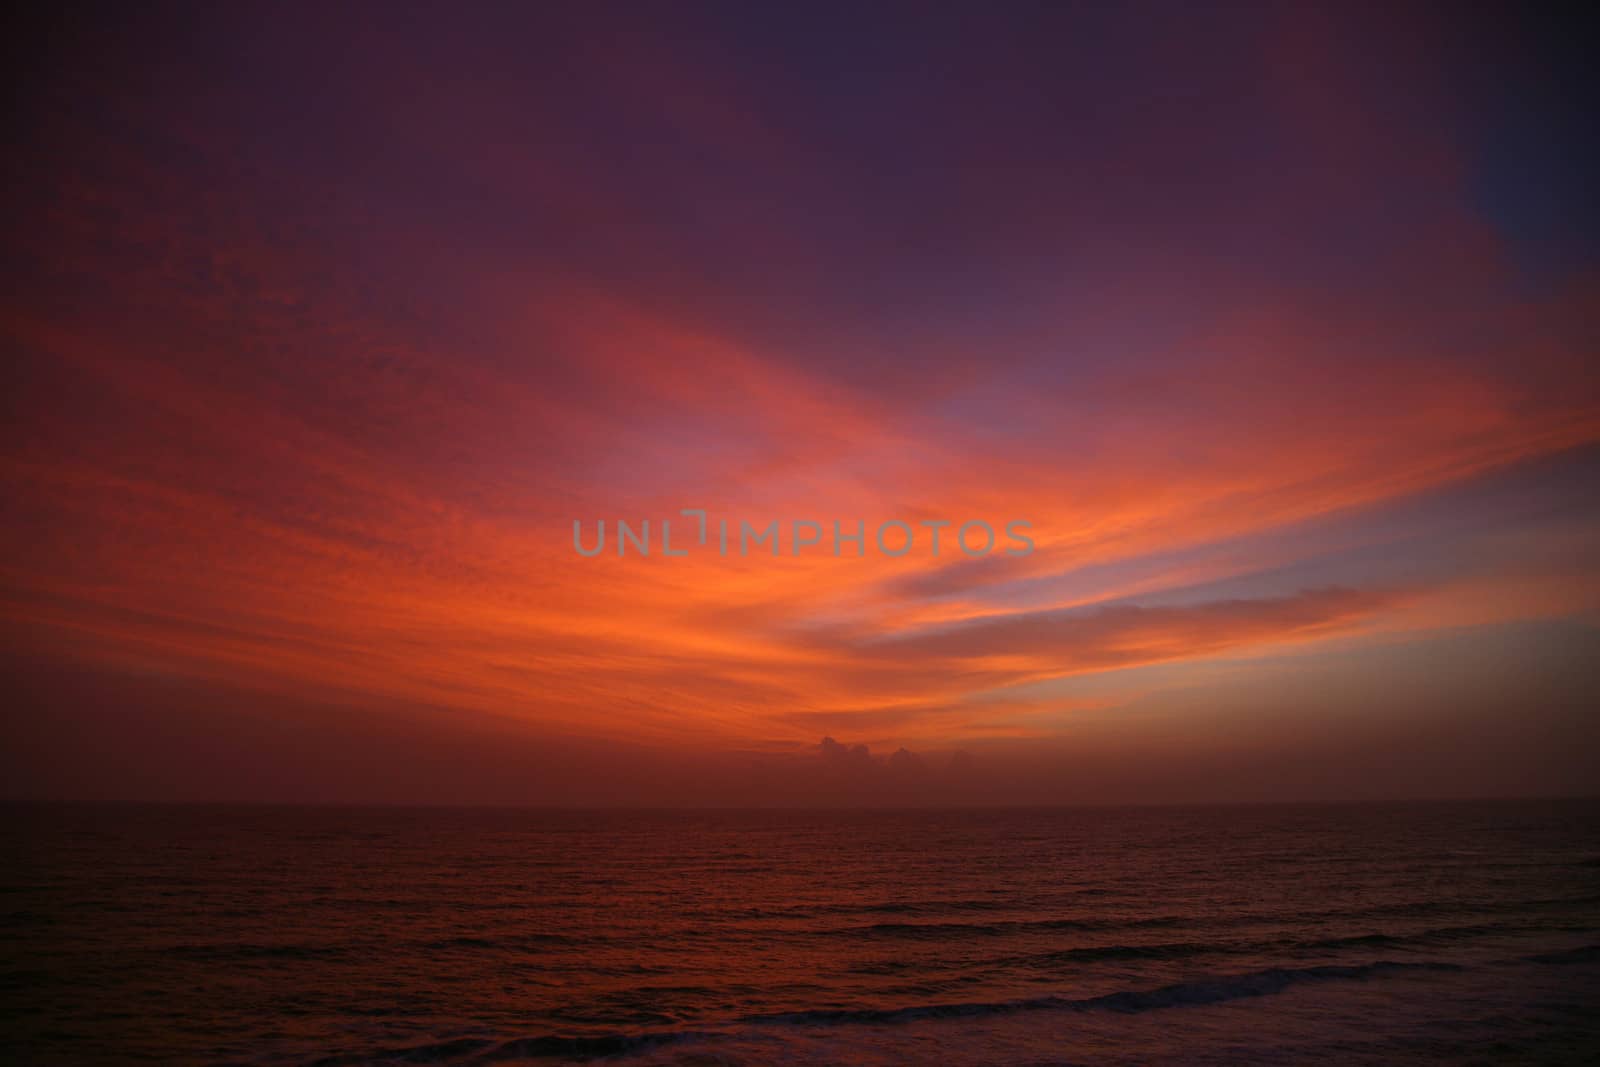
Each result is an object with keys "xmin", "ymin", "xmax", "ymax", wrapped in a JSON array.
[{"xmin": 3, "ymin": 3, "xmax": 1597, "ymax": 804}]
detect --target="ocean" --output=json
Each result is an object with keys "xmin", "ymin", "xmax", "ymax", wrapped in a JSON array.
[{"xmin": 3, "ymin": 801, "xmax": 1598, "ymax": 1064}]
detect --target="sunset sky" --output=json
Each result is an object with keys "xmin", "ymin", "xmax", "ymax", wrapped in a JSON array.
[{"xmin": 4, "ymin": 4, "xmax": 1597, "ymax": 804}]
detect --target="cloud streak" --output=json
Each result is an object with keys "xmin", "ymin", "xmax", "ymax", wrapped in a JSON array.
[{"xmin": 3, "ymin": 4, "xmax": 1597, "ymax": 800}]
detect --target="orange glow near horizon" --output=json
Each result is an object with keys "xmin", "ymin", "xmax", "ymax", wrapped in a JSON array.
[{"xmin": 3, "ymin": 3, "xmax": 1597, "ymax": 803}]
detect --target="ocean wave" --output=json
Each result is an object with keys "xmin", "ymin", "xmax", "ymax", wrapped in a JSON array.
[
  {"xmin": 1524, "ymin": 944, "xmax": 1600, "ymax": 965},
  {"xmin": 165, "ymin": 942, "xmax": 348, "ymax": 961},
  {"xmin": 780, "ymin": 896, "xmax": 1600, "ymax": 944},
  {"xmin": 725, "ymin": 898, "xmax": 1018, "ymax": 920},
  {"xmin": 1004, "ymin": 939, "xmax": 1222, "ymax": 967},
  {"xmin": 746, "ymin": 960, "xmax": 1461, "ymax": 1028},
  {"xmin": 988, "ymin": 922, "xmax": 1530, "ymax": 973},
  {"xmin": 310, "ymin": 959, "xmax": 1463, "ymax": 1064},
  {"xmin": 840, "ymin": 914, "xmax": 1186, "ymax": 939},
  {"xmin": 309, "ymin": 1031, "xmax": 720, "ymax": 1065},
  {"xmin": 1295, "ymin": 922, "xmax": 1532, "ymax": 952}
]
